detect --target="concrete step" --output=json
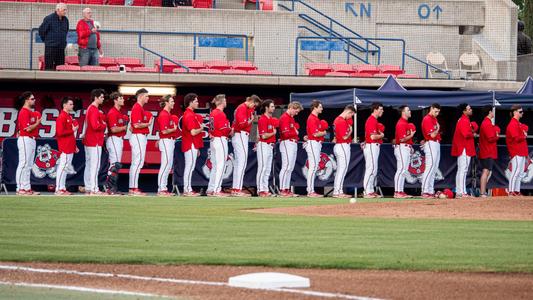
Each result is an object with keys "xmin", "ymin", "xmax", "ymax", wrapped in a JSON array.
[{"xmin": 215, "ymin": 0, "xmax": 244, "ymax": 9}]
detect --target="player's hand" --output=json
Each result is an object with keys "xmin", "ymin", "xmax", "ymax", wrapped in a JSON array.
[
  {"xmin": 332, "ymin": 137, "xmax": 337, "ymax": 143},
  {"xmin": 155, "ymin": 140, "xmax": 159, "ymax": 149},
  {"xmin": 273, "ymin": 128, "xmax": 277, "ymax": 134},
  {"xmin": 91, "ymin": 27, "xmax": 97, "ymax": 33},
  {"xmin": 73, "ymin": 125, "xmax": 79, "ymax": 132},
  {"xmin": 36, "ymin": 118, "xmax": 42, "ymax": 125},
  {"xmin": 303, "ymin": 135, "xmax": 308, "ymax": 142},
  {"xmin": 75, "ymin": 147, "xmax": 80, "ymax": 153}
]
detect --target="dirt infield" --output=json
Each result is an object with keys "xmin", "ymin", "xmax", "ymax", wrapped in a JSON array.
[
  {"xmin": 250, "ymin": 197, "xmax": 533, "ymax": 221},
  {"xmin": 1, "ymin": 262, "xmax": 532, "ymax": 300}
]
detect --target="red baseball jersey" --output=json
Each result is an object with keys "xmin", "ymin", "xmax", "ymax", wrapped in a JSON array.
[
  {"xmin": 156, "ymin": 109, "xmax": 176, "ymax": 139},
  {"xmin": 395, "ymin": 117, "xmax": 413, "ymax": 145},
  {"xmin": 334, "ymin": 116, "xmax": 352, "ymax": 144},
  {"xmin": 451, "ymin": 115, "xmax": 476, "ymax": 157},
  {"xmin": 306, "ymin": 113, "xmax": 326, "ymax": 142},
  {"xmin": 506, "ymin": 117, "xmax": 528, "ymax": 158},
  {"xmin": 55, "ymin": 110, "xmax": 76, "ymax": 154},
  {"xmin": 279, "ymin": 112, "xmax": 299, "ymax": 141},
  {"xmin": 258, "ymin": 114, "xmax": 277, "ymax": 143},
  {"xmin": 107, "ymin": 106, "xmax": 128, "ymax": 138},
  {"xmin": 233, "ymin": 103, "xmax": 254, "ymax": 133},
  {"xmin": 17, "ymin": 107, "xmax": 39, "ymax": 137},
  {"xmin": 181, "ymin": 108, "xmax": 204, "ymax": 152},
  {"xmin": 130, "ymin": 102, "xmax": 149, "ymax": 135},
  {"xmin": 83, "ymin": 104, "xmax": 106, "ymax": 147},
  {"xmin": 479, "ymin": 117, "xmax": 499, "ymax": 159},
  {"xmin": 422, "ymin": 114, "xmax": 441, "ymax": 142},
  {"xmin": 209, "ymin": 108, "xmax": 231, "ymax": 138},
  {"xmin": 365, "ymin": 115, "xmax": 382, "ymax": 144}
]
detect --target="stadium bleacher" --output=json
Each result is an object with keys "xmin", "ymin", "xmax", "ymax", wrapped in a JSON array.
[{"xmin": 305, "ymin": 63, "xmax": 417, "ymax": 78}]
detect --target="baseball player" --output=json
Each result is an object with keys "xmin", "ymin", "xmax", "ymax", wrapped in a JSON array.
[
  {"xmin": 394, "ymin": 105, "xmax": 415, "ymax": 198},
  {"xmin": 278, "ymin": 101, "xmax": 303, "ymax": 197},
  {"xmin": 83, "ymin": 89, "xmax": 106, "ymax": 195},
  {"xmin": 305, "ymin": 100, "xmax": 327, "ymax": 198},
  {"xmin": 181, "ymin": 93, "xmax": 205, "ymax": 197},
  {"xmin": 421, "ymin": 103, "xmax": 442, "ymax": 198},
  {"xmin": 332, "ymin": 105, "xmax": 356, "ymax": 198},
  {"xmin": 15, "ymin": 91, "xmax": 41, "ymax": 195},
  {"xmin": 451, "ymin": 104, "xmax": 478, "ymax": 198},
  {"xmin": 363, "ymin": 102, "xmax": 384, "ymax": 198},
  {"xmin": 506, "ymin": 104, "xmax": 528, "ymax": 197},
  {"xmin": 55, "ymin": 97, "xmax": 78, "ymax": 195},
  {"xmin": 129, "ymin": 88, "xmax": 151, "ymax": 196},
  {"xmin": 256, "ymin": 100, "xmax": 277, "ymax": 197},
  {"xmin": 105, "ymin": 91, "xmax": 128, "ymax": 195},
  {"xmin": 479, "ymin": 105, "xmax": 500, "ymax": 197},
  {"xmin": 156, "ymin": 95, "xmax": 177, "ymax": 197},
  {"xmin": 231, "ymin": 95, "xmax": 261, "ymax": 196},
  {"xmin": 206, "ymin": 94, "xmax": 232, "ymax": 197}
]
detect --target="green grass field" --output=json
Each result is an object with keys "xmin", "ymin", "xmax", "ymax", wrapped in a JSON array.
[{"xmin": 0, "ymin": 196, "xmax": 532, "ymax": 273}]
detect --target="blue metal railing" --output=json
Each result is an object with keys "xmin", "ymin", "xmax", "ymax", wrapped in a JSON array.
[
  {"xmin": 295, "ymin": 36, "xmax": 451, "ymax": 79},
  {"xmin": 29, "ymin": 28, "xmax": 249, "ymax": 72}
]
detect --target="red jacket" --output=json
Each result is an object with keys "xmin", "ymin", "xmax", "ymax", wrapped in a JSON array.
[
  {"xmin": 56, "ymin": 110, "xmax": 76, "ymax": 154},
  {"xmin": 506, "ymin": 118, "xmax": 528, "ymax": 158},
  {"xmin": 83, "ymin": 104, "xmax": 106, "ymax": 147},
  {"xmin": 451, "ymin": 115, "xmax": 477, "ymax": 157},
  {"xmin": 479, "ymin": 117, "xmax": 499, "ymax": 159},
  {"xmin": 76, "ymin": 19, "xmax": 101, "ymax": 49}
]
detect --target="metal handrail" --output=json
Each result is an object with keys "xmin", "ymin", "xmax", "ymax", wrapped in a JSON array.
[
  {"xmin": 29, "ymin": 28, "xmax": 249, "ymax": 71},
  {"xmin": 295, "ymin": 35, "xmax": 448, "ymax": 79}
]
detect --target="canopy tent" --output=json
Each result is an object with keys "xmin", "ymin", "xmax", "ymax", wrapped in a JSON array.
[
  {"xmin": 290, "ymin": 75, "xmax": 494, "ymax": 109},
  {"xmin": 494, "ymin": 76, "xmax": 533, "ymax": 107}
]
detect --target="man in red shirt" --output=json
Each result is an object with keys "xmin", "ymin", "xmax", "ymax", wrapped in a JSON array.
[
  {"xmin": 506, "ymin": 104, "xmax": 528, "ymax": 196},
  {"xmin": 394, "ymin": 105, "xmax": 415, "ymax": 199},
  {"xmin": 207, "ymin": 94, "xmax": 232, "ymax": 197},
  {"xmin": 278, "ymin": 101, "xmax": 303, "ymax": 197},
  {"xmin": 451, "ymin": 104, "xmax": 477, "ymax": 198},
  {"xmin": 182, "ymin": 93, "xmax": 205, "ymax": 197},
  {"xmin": 363, "ymin": 102, "xmax": 384, "ymax": 198},
  {"xmin": 105, "ymin": 91, "xmax": 128, "ymax": 195},
  {"xmin": 83, "ymin": 89, "xmax": 106, "ymax": 195},
  {"xmin": 129, "ymin": 88, "xmax": 151, "ymax": 196},
  {"xmin": 76, "ymin": 8, "xmax": 102, "ymax": 66},
  {"xmin": 479, "ymin": 106, "xmax": 500, "ymax": 197},
  {"xmin": 15, "ymin": 91, "xmax": 41, "ymax": 195},
  {"xmin": 256, "ymin": 100, "xmax": 277, "ymax": 197},
  {"xmin": 421, "ymin": 103, "xmax": 441, "ymax": 198},
  {"xmin": 55, "ymin": 97, "xmax": 78, "ymax": 195},
  {"xmin": 305, "ymin": 100, "xmax": 327, "ymax": 198},
  {"xmin": 156, "ymin": 95, "xmax": 178, "ymax": 197},
  {"xmin": 332, "ymin": 105, "xmax": 356, "ymax": 198},
  {"xmin": 231, "ymin": 95, "xmax": 261, "ymax": 196}
]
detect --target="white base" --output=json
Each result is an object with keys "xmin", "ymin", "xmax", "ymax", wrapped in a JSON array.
[{"xmin": 228, "ymin": 272, "xmax": 310, "ymax": 289}]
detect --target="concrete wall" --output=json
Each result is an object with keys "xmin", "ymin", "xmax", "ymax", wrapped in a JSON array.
[
  {"xmin": 517, "ymin": 54, "xmax": 533, "ymax": 81},
  {"xmin": 0, "ymin": 3, "xmax": 298, "ymax": 74}
]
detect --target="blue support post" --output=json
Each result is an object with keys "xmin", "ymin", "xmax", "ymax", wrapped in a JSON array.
[{"xmin": 29, "ymin": 29, "xmax": 34, "ymax": 70}]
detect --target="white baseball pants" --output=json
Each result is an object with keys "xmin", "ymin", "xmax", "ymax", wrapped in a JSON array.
[
  {"xmin": 158, "ymin": 138, "xmax": 175, "ymax": 192},
  {"xmin": 16, "ymin": 136, "xmax": 36, "ymax": 191},
  {"xmin": 207, "ymin": 137, "xmax": 228, "ymax": 193},
  {"xmin": 455, "ymin": 149, "xmax": 472, "ymax": 195},
  {"xmin": 256, "ymin": 142, "xmax": 273, "ymax": 193},
  {"xmin": 421, "ymin": 141, "xmax": 441, "ymax": 194},
  {"xmin": 183, "ymin": 145, "xmax": 198, "ymax": 193},
  {"xmin": 509, "ymin": 155, "xmax": 526, "ymax": 193},
  {"xmin": 84, "ymin": 146, "xmax": 102, "ymax": 193},
  {"xmin": 106, "ymin": 136, "xmax": 123, "ymax": 173},
  {"xmin": 394, "ymin": 144, "xmax": 411, "ymax": 193},
  {"xmin": 129, "ymin": 133, "xmax": 147, "ymax": 189},
  {"xmin": 56, "ymin": 152, "xmax": 73, "ymax": 191},
  {"xmin": 279, "ymin": 140, "xmax": 297, "ymax": 191},
  {"xmin": 333, "ymin": 143, "xmax": 350, "ymax": 195},
  {"xmin": 305, "ymin": 140, "xmax": 322, "ymax": 194},
  {"xmin": 363, "ymin": 143, "xmax": 380, "ymax": 195},
  {"xmin": 231, "ymin": 132, "xmax": 249, "ymax": 190}
]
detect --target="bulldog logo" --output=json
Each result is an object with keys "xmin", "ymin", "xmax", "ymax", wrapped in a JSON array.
[
  {"xmin": 405, "ymin": 150, "xmax": 444, "ymax": 184},
  {"xmin": 202, "ymin": 150, "xmax": 234, "ymax": 180},
  {"xmin": 32, "ymin": 144, "xmax": 60, "ymax": 179},
  {"xmin": 505, "ymin": 154, "xmax": 533, "ymax": 183},
  {"xmin": 302, "ymin": 152, "xmax": 337, "ymax": 181}
]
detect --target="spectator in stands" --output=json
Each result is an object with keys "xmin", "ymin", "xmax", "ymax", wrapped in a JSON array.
[
  {"xmin": 76, "ymin": 8, "xmax": 102, "ymax": 67},
  {"xmin": 518, "ymin": 20, "xmax": 532, "ymax": 56},
  {"xmin": 38, "ymin": 3, "xmax": 69, "ymax": 71}
]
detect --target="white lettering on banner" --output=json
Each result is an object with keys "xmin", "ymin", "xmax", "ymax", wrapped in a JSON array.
[
  {"xmin": 39, "ymin": 109, "xmax": 59, "ymax": 138},
  {"xmin": 0, "ymin": 108, "xmax": 18, "ymax": 138}
]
